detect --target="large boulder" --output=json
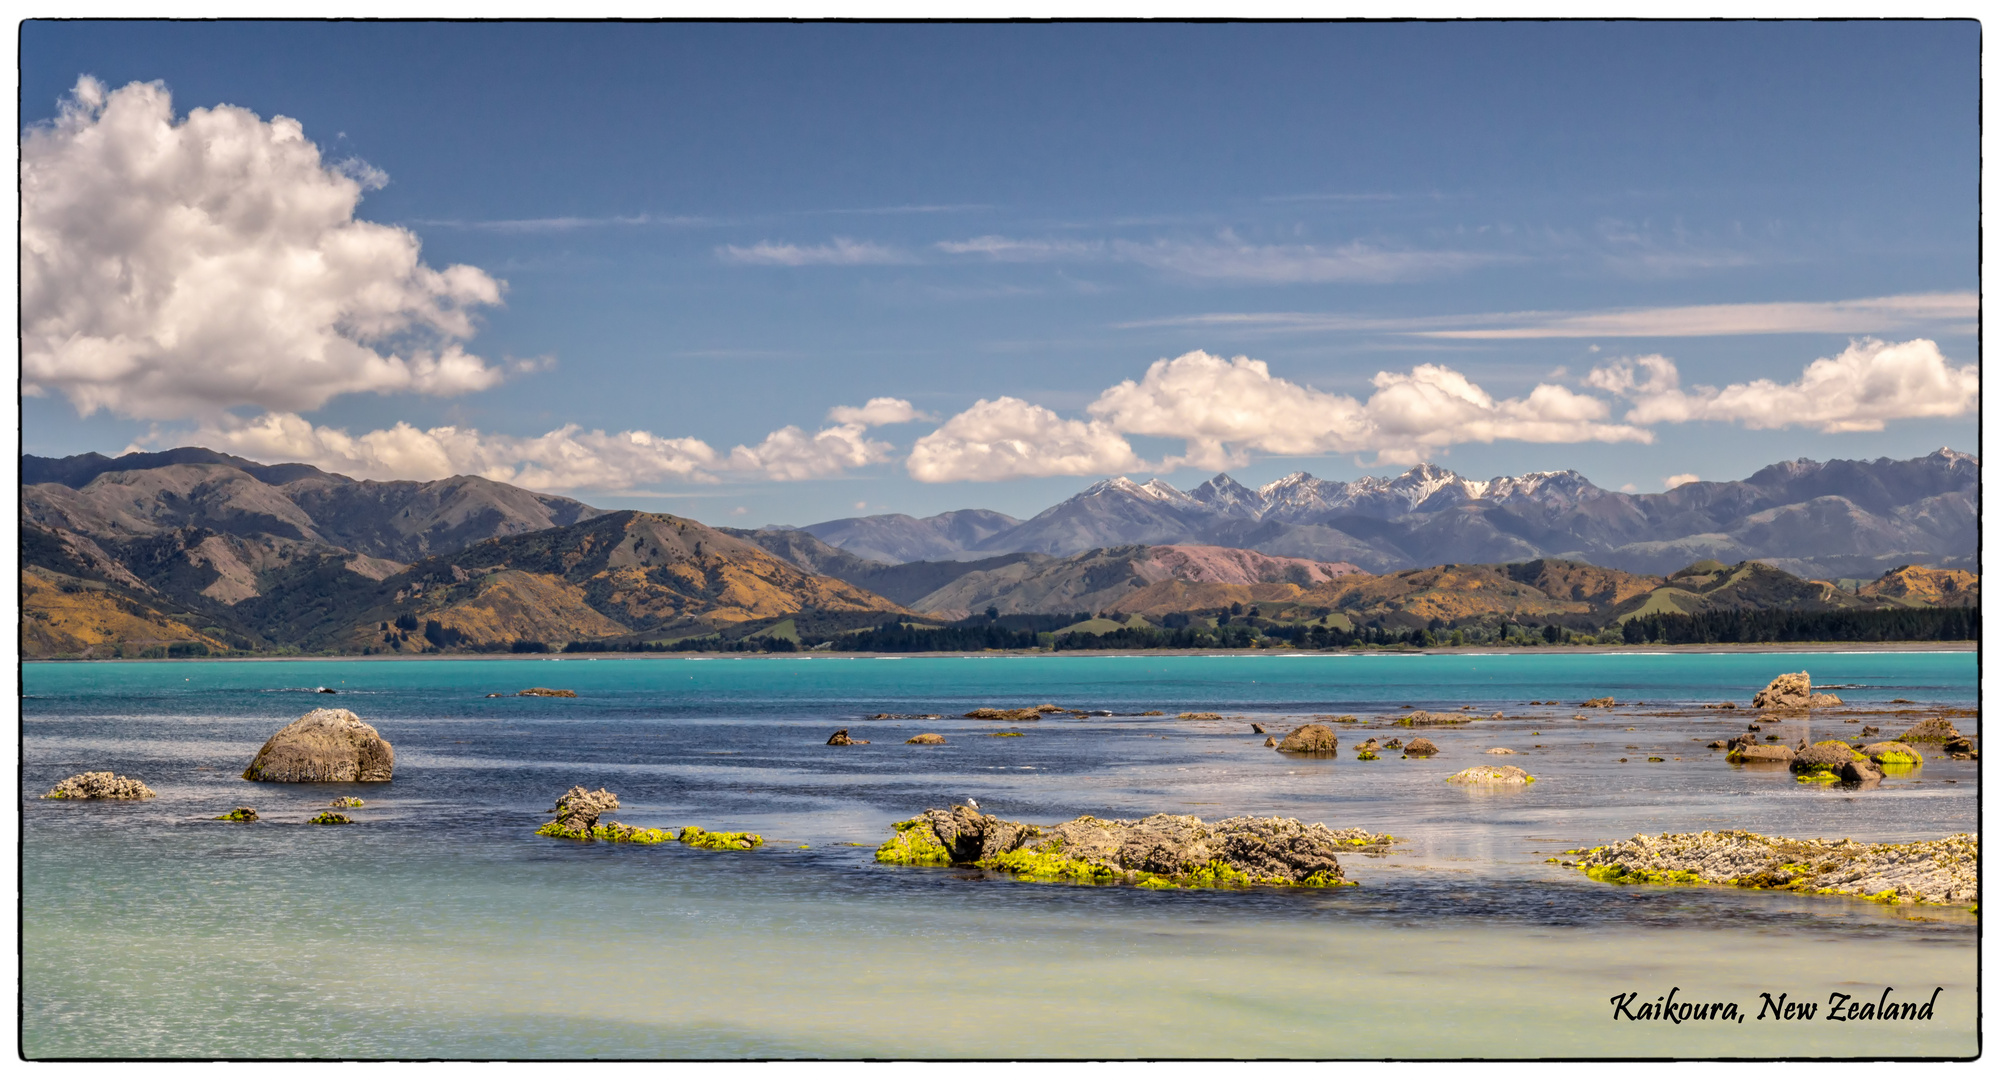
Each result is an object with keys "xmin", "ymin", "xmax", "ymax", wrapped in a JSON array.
[
  {"xmin": 41, "ymin": 771, "xmax": 155, "ymax": 800},
  {"xmin": 876, "ymin": 807, "xmax": 1373, "ymax": 887},
  {"xmin": 1896, "ymin": 718, "xmax": 1962, "ymax": 744},
  {"xmin": 546, "ymin": 785, "xmax": 619, "ymax": 835},
  {"xmin": 242, "ymin": 709, "xmax": 394, "ymax": 782},
  {"xmin": 1791, "ymin": 740, "xmax": 1865, "ymax": 776},
  {"xmin": 1860, "ymin": 741, "xmax": 1923, "ymax": 765},
  {"xmin": 1276, "ymin": 723, "xmax": 1338, "ymax": 754},
  {"xmin": 1751, "ymin": 672, "xmax": 1840, "ymax": 710}
]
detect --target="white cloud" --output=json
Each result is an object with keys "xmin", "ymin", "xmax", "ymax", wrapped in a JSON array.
[
  {"xmin": 717, "ymin": 238, "xmax": 911, "ymax": 265},
  {"xmin": 826, "ymin": 397, "xmax": 926, "ymax": 425},
  {"xmin": 1420, "ymin": 293, "xmax": 1977, "ymax": 339},
  {"xmin": 21, "ymin": 77, "xmax": 506, "ymax": 422},
  {"xmin": 1088, "ymin": 351, "xmax": 1651, "ymax": 470},
  {"xmin": 907, "ymin": 397, "xmax": 1142, "ymax": 482},
  {"xmin": 937, "ymin": 232, "xmax": 1494, "ymax": 284},
  {"xmin": 1587, "ymin": 338, "xmax": 1978, "ymax": 433},
  {"xmin": 935, "ymin": 235, "xmax": 1102, "ymax": 260},
  {"xmin": 184, "ymin": 398, "xmax": 907, "ymax": 491},
  {"xmin": 1664, "ymin": 474, "xmax": 1701, "ymax": 489}
]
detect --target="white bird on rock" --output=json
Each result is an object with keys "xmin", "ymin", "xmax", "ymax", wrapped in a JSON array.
[{"xmin": 965, "ymin": 798, "xmax": 979, "ymax": 812}]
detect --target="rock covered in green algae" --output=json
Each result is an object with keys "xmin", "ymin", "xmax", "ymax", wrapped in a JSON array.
[
  {"xmin": 874, "ymin": 806, "xmax": 1384, "ymax": 888},
  {"xmin": 215, "ymin": 806, "xmax": 259, "ymax": 821},
  {"xmin": 1859, "ymin": 740, "xmax": 1924, "ymax": 765},
  {"xmin": 1895, "ymin": 717, "xmax": 1962, "ymax": 744},
  {"xmin": 242, "ymin": 709, "xmax": 394, "ymax": 783},
  {"xmin": 41, "ymin": 771, "xmax": 156, "ymax": 800},
  {"xmin": 1275, "ymin": 722, "xmax": 1338, "ymax": 754},
  {"xmin": 308, "ymin": 811, "xmax": 351, "ymax": 825},
  {"xmin": 677, "ymin": 825, "xmax": 763, "ymax": 850},
  {"xmin": 537, "ymin": 785, "xmax": 620, "ymax": 839},
  {"xmin": 1393, "ymin": 711, "xmax": 1470, "ymax": 728},
  {"xmin": 1445, "ymin": 764, "xmax": 1534, "ymax": 785},
  {"xmin": 1791, "ymin": 740, "xmax": 1866, "ymax": 776},
  {"xmin": 1569, "ymin": 830, "xmax": 1977, "ymax": 905}
]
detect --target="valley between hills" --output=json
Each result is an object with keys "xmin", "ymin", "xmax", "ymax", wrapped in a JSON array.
[{"xmin": 19, "ymin": 447, "xmax": 1980, "ymax": 659}]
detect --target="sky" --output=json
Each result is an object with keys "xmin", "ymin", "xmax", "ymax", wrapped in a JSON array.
[{"xmin": 18, "ymin": 20, "xmax": 1980, "ymax": 527}]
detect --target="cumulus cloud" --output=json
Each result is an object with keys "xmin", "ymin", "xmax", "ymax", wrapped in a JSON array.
[
  {"xmin": 826, "ymin": 397, "xmax": 927, "ymax": 425},
  {"xmin": 907, "ymin": 397, "xmax": 1142, "ymax": 482},
  {"xmin": 1587, "ymin": 338, "xmax": 1978, "ymax": 433},
  {"xmin": 185, "ymin": 399, "xmax": 909, "ymax": 491},
  {"xmin": 717, "ymin": 238, "xmax": 911, "ymax": 265},
  {"xmin": 1664, "ymin": 474, "xmax": 1701, "ymax": 489},
  {"xmin": 21, "ymin": 77, "xmax": 506, "ymax": 421}
]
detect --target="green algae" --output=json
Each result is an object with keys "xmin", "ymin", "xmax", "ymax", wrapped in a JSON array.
[
  {"xmin": 1355, "ymin": 750, "xmax": 1379, "ymax": 760},
  {"xmin": 213, "ymin": 807, "xmax": 258, "ymax": 822},
  {"xmin": 1584, "ymin": 863, "xmax": 1705, "ymax": 886},
  {"xmin": 1795, "ymin": 770, "xmax": 1842, "ymax": 783},
  {"xmin": 875, "ymin": 818, "xmax": 953, "ymax": 865},
  {"xmin": 307, "ymin": 812, "xmax": 351, "ymax": 825},
  {"xmin": 678, "ymin": 826, "xmax": 764, "ymax": 850},
  {"xmin": 595, "ymin": 823, "xmax": 674, "ymax": 844}
]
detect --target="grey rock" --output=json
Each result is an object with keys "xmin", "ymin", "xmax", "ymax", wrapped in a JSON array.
[
  {"xmin": 242, "ymin": 708, "xmax": 394, "ymax": 782},
  {"xmin": 548, "ymin": 785, "xmax": 619, "ymax": 834},
  {"xmin": 41, "ymin": 771, "xmax": 155, "ymax": 800}
]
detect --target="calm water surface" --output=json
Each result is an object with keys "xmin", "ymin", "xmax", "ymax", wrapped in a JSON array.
[{"xmin": 21, "ymin": 652, "xmax": 1979, "ymax": 1058}]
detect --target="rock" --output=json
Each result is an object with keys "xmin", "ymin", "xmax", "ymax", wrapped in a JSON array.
[
  {"xmin": 1860, "ymin": 725, "xmax": 1881, "ymax": 736},
  {"xmin": 40, "ymin": 771, "xmax": 156, "ymax": 800},
  {"xmin": 1276, "ymin": 723, "xmax": 1338, "ymax": 754},
  {"xmin": 1384, "ymin": 738, "xmax": 1403, "ymax": 749},
  {"xmin": 1251, "ymin": 723, "xmax": 1267, "ymax": 734},
  {"xmin": 1263, "ymin": 736, "xmax": 1277, "ymax": 747},
  {"xmin": 1572, "ymin": 714, "xmax": 1588, "ymax": 721},
  {"xmin": 1033, "ymin": 704, "xmax": 1068, "ymax": 714},
  {"xmin": 485, "ymin": 693, "xmax": 505, "ymax": 698},
  {"xmin": 214, "ymin": 806, "xmax": 258, "ymax": 821},
  {"xmin": 1724, "ymin": 732, "xmax": 1760, "ymax": 753},
  {"xmin": 307, "ymin": 812, "xmax": 351, "ymax": 825},
  {"xmin": 1393, "ymin": 711, "xmax": 1470, "ymax": 727},
  {"xmin": 519, "ymin": 687, "xmax": 577, "ymax": 698},
  {"xmin": 1485, "ymin": 747, "xmax": 1520, "ymax": 755},
  {"xmin": 1896, "ymin": 718, "xmax": 1962, "ymax": 743},
  {"xmin": 1490, "ymin": 712, "xmax": 1504, "ymax": 720},
  {"xmin": 827, "ymin": 729, "xmax": 855, "ymax": 746},
  {"xmin": 1138, "ymin": 710, "xmax": 1164, "ymax": 716},
  {"xmin": 328, "ymin": 796, "xmax": 365, "ymax": 808},
  {"xmin": 871, "ymin": 713, "xmax": 943, "ymax": 720},
  {"xmin": 1716, "ymin": 701, "xmax": 1737, "ymax": 709},
  {"xmin": 316, "ymin": 687, "xmax": 338, "ymax": 694},
  {"xmin": 242, "ymin": 708, "xmax": 394, "ymax": 782},
  {"xmin": 1791, "ymin": 740, "xmax": 1865, "ymax": 776},
  {"xmin": 1841, "ymin": 759, "xmax": 1885, "ymax": 784},
  {"xmin": 1752, "ymin": 671, "xmax": 1828, "ymax": 710},
  {"xmin": 874, "ymin": 807, "xmax": 1367, "ymax": 887},
  {"xmin": 906, "ymin": 733, "xmax": 947, "ymax": 745},
  {"xmin": 1727, "ymin": 744, "xmax": 1796, "ymax": 763},
  {"xmin": 1354, "ymin": 738, "xmax": 1381, "ymax": 754},
  {"xmin": 542, "ymin": 785, "xmax": 619, "ymax": 837},
  {"xmin": 1942, "ymin": 736, "xmax": 1974, "ymax": 755},
  {"xmin": 1569, "ymin": 829, "xmax": 1977, "ymax": 905},
  {"xmin": 1403, "ymin": 737, "xmax": 1438, "ymax": 756},
  {"xmin": 1178, "ymin": 712, "xmax": 1224, "ymax": 721},
  {"xmin": 678, "ymin": 825, "xmax": 764, "ymax": 850},
  {"xmin": 964, "ymin": 707, "xmax": 1040, "ymax": 721},
  {"xmin": 1706, "ymin": 740, "xmax": 1728, "ymax": 749},
  {"xmin": 1446, "ymin": 765, "xmax": 1534, "ymax": 785},
  {"xmin": 1860, "ymin": 741, "xmax": 1923, "ymax": 765},
  {"xmin": 1581, "ymin": 697, "xmax": 1614, "ymax": 708}
]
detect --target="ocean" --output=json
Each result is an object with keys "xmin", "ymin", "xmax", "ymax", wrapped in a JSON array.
[{"xmin": 20, "ymin": 651, "xmax": 1979, "ymax": 1058}]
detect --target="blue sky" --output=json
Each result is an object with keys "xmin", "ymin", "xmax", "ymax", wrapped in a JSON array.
[{"xmin": 20, "ymin": 20, "xmax": 1979, "ymax": 526}]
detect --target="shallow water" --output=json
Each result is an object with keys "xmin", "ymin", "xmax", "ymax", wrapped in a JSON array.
[{"xmin": 21, "ymin": 652, "xmax": 1979, "ymax": 1058}]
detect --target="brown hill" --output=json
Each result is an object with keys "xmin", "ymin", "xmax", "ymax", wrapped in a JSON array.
[
  {"xmin": 22, "ymin": 566, "xmax": 231, "ymax": 658},
  {"xmin": 346, "ymin": 510, "xmax": 907, "ymax": 652},
  {"xmin": 1858, "ymin": 565, "xmax": 1980, "ymax": 607}
]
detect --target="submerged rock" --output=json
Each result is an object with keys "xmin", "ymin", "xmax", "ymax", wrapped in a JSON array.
[
  {"xmin": 519, "ymin": 688, "xmax": 578, "ymax": 698},
  {"xmin": 1485, "ymin": 747, "xmax": 1520, "ymax": 755},
  {"xmin": 1276, "ymin": 723, "xmax": 1338, "ymax": 754},
  {"xmin": 1569, "ymin": 830, "xmax": 1977, "ymax": 905},
  {"xmin": 875, "ymin": 806, "xmax": 1380, "ymax": 887},
  {"xmin": 242, "ymin": 709, "xmax": 394, "ymax": 783},
  {"xmin": 1178, "ymin": 712, "xmax": 1224, "ymax": 721},
  {"xmin": 964, "ymin": 707, "xmax": 1041, "ymax": 721},
  {"xmin": 1402, "ymin": 737, "xmax": 1439, "ymax": 757},
  {"xmin": 1580, "ymin": 696, "xmax": 1615, "ymax": 709},
  {"xmin": 41, "ymin": 771, "xmax": 156, "ymax": 800},
  {"xmin": 906, "ymin": 733, "xmax": 947, "ymax": 745},
  {"xmin": 1727, "ymin": 743, "xmax": 1796, "ymax": 764},
  {"xmin": 214, "ymin": 806, "xmax": 258, "ymax": 822},
  {"xmin": 1394, "ymin": 710, "xmax": 1470, "ymax": 727},
  {"xmin": 827, "ymin": 729, "xmax": 867, "ymax": 746},
  {"xmin": 1445, "ymin": 764, "xmax": 1534, "ymax": 785}
]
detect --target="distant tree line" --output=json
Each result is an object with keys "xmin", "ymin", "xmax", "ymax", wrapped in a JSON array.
[
  {"xmin": 841, "ymin": 622, "xmax": 1041, "ymax": 652},
  {"xmin": 1621, "ymin": 606, "xmax": 1979, "ymax": 644}
]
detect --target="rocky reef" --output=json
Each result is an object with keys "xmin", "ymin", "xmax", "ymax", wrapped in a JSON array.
[
  {"xmin": 519, "ymin": 688, "xmax": 578, "ymax": 698},
  {"xmin": 1393, "ymin": 711, "xmax": 1470, "ymax": 727},
  {"xmin": 875, "ymin": 806, "xmax": 1388, "ymax": 889},
  {"xmin": 1566, "ymin": 830, "xmax": 1977, "ymax": 906},
  {"xmin": 678, "ymin": 825, "xmax": 764, "ymax": 850},
  {"xmin": 41, "ymin": 771, "xmax": 156, "ymax": 800},
  {"xmin": 242, "ymin": 708, "xmax": 394, "ymax": 783}
]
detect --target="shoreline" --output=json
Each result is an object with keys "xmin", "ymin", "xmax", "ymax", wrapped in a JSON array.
[{"xmin": 23, "ymin": 640, "xmax": 1979, "ymax": 663}]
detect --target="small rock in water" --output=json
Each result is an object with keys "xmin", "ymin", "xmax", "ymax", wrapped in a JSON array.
[
  {"xmin": 316, "ymin": 687, "xmax": 338, "ymax": 694},
  {"xmin": 1276, "ymin": 723, "xmax": 1338, "ymax": 754},
  {"xmin": 214, "ymin": 806, "xmax": 259, "ymax": 822},
  {"xmin": 1485, "ymin": 747, "xmax": 1519, "ymax": 755},
  {"xmin": 1446, "ymin": 764, "xmax": 1534, "ymax": 785},
  {"xmin": 1178, "ymin": 712, "xmax": 1224, "ymax": 721},
  {"xmin": 328, "ymin": 796, "xmax": 365, "ymax": 808},
  {"xmin": 1263, "ymin": 736, "xmax": 1277, "ymax": 747},
  {"xmin": 1841, "ymin": 759, "xmax": 1885, "ymax": 785},
  {"xmin": 1580, "ymin": 697, "xmax": 1615, "ymax": 709},
  {"xmin": 307, "ymin": 812, "xmax": 351, "ymax": 825},
  {"xmin": 827, "ymin": 729, "xmax": 857, "ymax": 746},
  {"xmin": 519, "ymin": 688, "xmax": 577, "ymax": 698},
  {"xmin": 906, "ymin": 733, "xmax": 947, "ymax": 745},
  {"xmin": 41, "ymin": 771, "xmax": 156, "ymax": 800},
  {"xmin": 1250, "ymin": 723, "xmax": 1267, "ymax": 734},
  {"xmin": 542, "ymin": 785, "xmax": 619, "ymax": 837},
  {"xmin": 1402, "ymin": 738, "xmax": 1439, "ymax": 757},
  {"xmin": 1896, "ymin": 717, "xmax": 1962, "ymax": 744}
]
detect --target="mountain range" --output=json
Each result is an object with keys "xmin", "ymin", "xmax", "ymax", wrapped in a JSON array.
[{"xmin": 798, "ymin": 449, "xmax": 1979, "ymax": 581}]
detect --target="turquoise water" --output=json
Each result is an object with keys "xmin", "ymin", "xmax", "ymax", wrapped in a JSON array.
[{"xmin": 21, "ymin": 652, "xmax": 1979, "ymax": 1058}]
